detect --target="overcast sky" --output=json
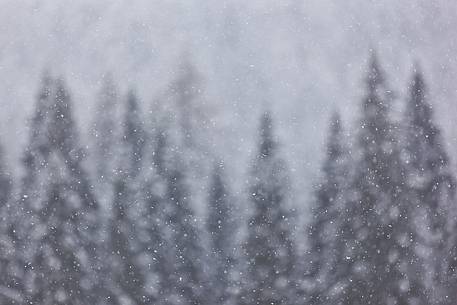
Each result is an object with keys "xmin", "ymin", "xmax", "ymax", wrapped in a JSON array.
[{"xmin": 1, "ymin": 0, "xmax": 457, "ymax": 205}]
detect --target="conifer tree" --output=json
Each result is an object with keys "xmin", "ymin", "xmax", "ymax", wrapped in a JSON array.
[
  {"xmin": 90, "ymin": 74, "xmax": 120, "ymax": 201},
  {"xmin": 105, "ymin": 89, "xmax": 150, "ymax": 305},
  {"xmin": 239, "ymin": 111, "xmax": 298, "ymax": 305},
  {"xmin": 207, "ymin": 162, "xmax": 236, "ymax": 305},
  {"xmin": 0, "ymin": 145, "xmax": 12, "ymax": 206},
  {"xmin": 153, "ymin": 126, "xmax": 208, "ymax": 305},
  {"xmin": 168, "ymin": 58, "xmax": 213, "ymax": 211},
  {"xmin": 20, "ymin": 76, "xmax": 99, "ymax": 305},
  {"xmin": 306, "ymin": 112, "xmax": 349, "ymax": 305},
  {"xmin": 169, "ymin": 59, "xmax": 202, "ymax": 148},
  {"xmin": 106, "ymin": 177, "xmax": 148, "ymax": 305},
  {"xmin": 122, "ymin": 90, "xmax": 146, "ymax": 178},
  {"xmin": 341, "ymin": 53, "xmax": 393, "ymax": 305},
  {"xmin": 0, "ymin": 142, "xmax": 20, "ymax": 304},
  {"xmin": 340, "ymin": 54, "xmax": 428, "ymax": 305},
  {"xmin": 402, "ymin": 68, "xmax": 455, "ymax": 305},
  {"xmin": 88, "ymin": 75, "xmax": 122, "ymax": 305},
  {"xmin": 135, "ymin": 156, "xmax": 167, "ymax": 304}
]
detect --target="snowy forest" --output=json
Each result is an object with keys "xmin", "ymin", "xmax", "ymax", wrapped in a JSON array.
[
  {"xmin": 2, "ymin": 1, "xmax": 457, "ymax": 305},
  {"xmin": 0, "ymin": 53, "xmax": 454, "ymax": 305}
]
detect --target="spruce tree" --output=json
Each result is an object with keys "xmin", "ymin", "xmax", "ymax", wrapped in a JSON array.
[
  {"xmin": 0, "ymin": 142, "xmax": 21, "ymax": 304},
  {"xmin": 107, "ymin": 178, "xmax": 148, "ymax": 305},
  {"xmin": 135, "ymin": 157, "xmax": 167, "ymax": 304},
  {"xmin": 0, "ymin": 145, "xmax": 12, "ymax": 206},
  {"xmin": 88, "ymin": 75, "xmax": 122, "ymax": 305},
  {"xmin": 130, "ymin": 119, "xmax": 173, "ymax": 304},
  {"xmin": 153, "ymin": 126, "xmax": 208, "ymax": 305},
  {"xmin": 402, "ymin": 68, "xmax": 455, "ymax": 304},
  {"xmin": 341, "ymin": 53, "xmax": 393, "ymax": 305},
  {"xmin": 90, "ymin": 74, "xmax": 120, "ymax": 201},
  {"xmin": 306, "ymin": 112, "xmax": 349, "ymax": 305},
  {"xmin": 105, "ymin": 89, "xmax": 149, "ymax": 305},
  {"xmin": 20, "ymin": 76, "xmax": 99, "ymax": 305},
  {"xmin": 168, "ymin": 59, "xmax": 212, "ymax": 214},
  {"xmin": 239, "ymin": 111, "xmax": 298, "ymax": 305},
  {"xmin": 340, "ymin": 54, "xmax": 427, "ymax": 305},
  {"xmin": 122, "ymin": 90, "xmax": 146, "ymax": 178},
  {"xmin": 169, "ymin": 59, "xmax": 202, "ymax": 148},
  {"xmin": 206, "ymin": 162, "xmax": 236, "ymax": 305}
]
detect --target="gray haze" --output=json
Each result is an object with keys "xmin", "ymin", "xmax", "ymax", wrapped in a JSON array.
[{"xmin": 1, "ymin": 0, "xmax": 457, "ymax": 206}]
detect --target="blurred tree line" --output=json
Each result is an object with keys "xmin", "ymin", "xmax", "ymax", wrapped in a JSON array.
[{"xmin": 0, "ymin": 52, "xmax": 456, "ymax": 305}]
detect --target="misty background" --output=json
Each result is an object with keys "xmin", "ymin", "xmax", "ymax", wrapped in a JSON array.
[{"xmin": 2, "ymin": 0, "xmax": 457, "ymax": 206}]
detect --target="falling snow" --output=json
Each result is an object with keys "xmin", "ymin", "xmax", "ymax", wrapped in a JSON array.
[{"xmin": 0, "ymin": 1, "xmax": 456, "ymax": 305}]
